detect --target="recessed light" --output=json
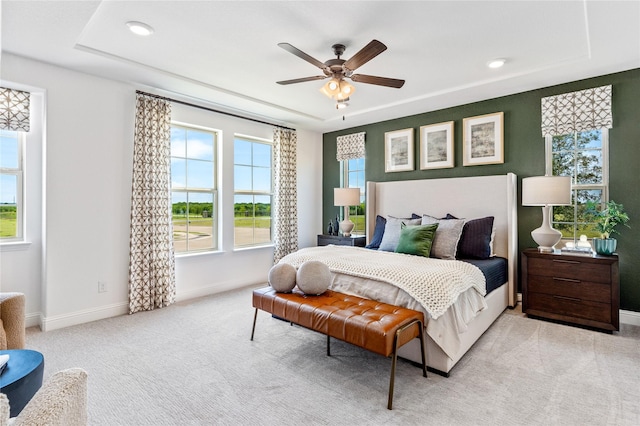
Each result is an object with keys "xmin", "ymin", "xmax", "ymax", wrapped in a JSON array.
[
  {"xmin": 487, "ymin": 58, "xmax": 506, "ymax": 69},
  {"xmin": 126, "ymin": 21, "xmax": 154, "ymax": 36}
]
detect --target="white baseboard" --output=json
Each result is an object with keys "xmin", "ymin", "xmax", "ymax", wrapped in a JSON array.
[
  {"xmin": 175, "ymin": 280, "xmax": 263, "ymax": 303},
  {"xmin": 620, "ymin": 309, "xmax": 640, "ymax": 327},
  {"xmin": 32, "ymin": 289, "xmax": 640, "ymax": 332},
  {"xmin": 40, "ymin": 302, "xmax": 129, "ymax": 332},
  {"xmin": 25, "ymin": 312, "xmax": 41, "ymax": 328},
  {"xmin": 36, "ymin": 282, "xmax": 259, "ymax": 331}
]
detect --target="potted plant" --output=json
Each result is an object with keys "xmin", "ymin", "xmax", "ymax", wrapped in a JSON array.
[{"xmin": 585, "ymin": 200, "xmax": 630, "ymax": 255}]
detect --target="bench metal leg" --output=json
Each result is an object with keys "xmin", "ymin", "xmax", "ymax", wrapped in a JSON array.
[
  {"xmin": 327, "ymin": 335, "xmax": 331, "ymax": 356},
  {"xmin": 388, "ymin": 319, "xmax": 427, "ymax": 410},
  {"xmin": 417, "ymin": 320, "xmax": 428, "ymax": 378},
  {"xmin": 250, "ymin": 308, "xmax": 258, "ymax": 341}
]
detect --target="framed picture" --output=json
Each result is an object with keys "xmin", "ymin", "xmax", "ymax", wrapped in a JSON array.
[
  {"xmin": 463, "ymin": 112, "xmax": 504, "ymax": 166},
  {"xmin": 384, "ymin": 128, "xmax": 414, "ymax": 172},
  {"xmin": 420, "ymin": 121, "xmax": 454, "ymax": 170}
]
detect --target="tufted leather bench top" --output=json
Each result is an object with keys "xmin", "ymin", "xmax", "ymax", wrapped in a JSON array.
[
  {"xmin": 251, "ymin": 286, "xmax": 427, "ymax": 409},
  {"xmin": 252, "ymin": 287, "xmax": 424, "ymax": 357}
]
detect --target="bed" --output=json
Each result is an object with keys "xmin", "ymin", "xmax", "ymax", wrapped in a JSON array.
[{"xmin": 282, "ymin": 173, "xmax": 518, "ymax": 375}]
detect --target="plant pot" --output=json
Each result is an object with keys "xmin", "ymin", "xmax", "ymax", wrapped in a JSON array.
[{"xmin": 593, "ymin": 238, "xmax": 617, "ymax": 255}]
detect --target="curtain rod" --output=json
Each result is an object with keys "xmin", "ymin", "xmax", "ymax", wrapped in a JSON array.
[{"xmin": 135, "ymin": 90, "xmax": 295, "ymax": 131}]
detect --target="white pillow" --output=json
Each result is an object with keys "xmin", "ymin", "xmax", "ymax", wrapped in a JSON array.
[
  {"xmin": 421, "ymin": 215, "xmax": 465, "ymax": 260},
  {"xmin": 296, "ymin": 260, "xmax": 331, "ymax": 295},
  {"xmin": 378, "ymin": 216, "xmax": 422, "ymax": 252},
  {"xmin": 268, "ymin": 263, "xmax": 297, "ymax": 293}
]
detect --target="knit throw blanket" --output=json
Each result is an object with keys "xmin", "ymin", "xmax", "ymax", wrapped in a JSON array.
[{"xmin": 279, "ymin": 245, "xmax": 486, "ymax": 320}]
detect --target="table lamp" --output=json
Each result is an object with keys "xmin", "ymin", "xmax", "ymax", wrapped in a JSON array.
[
  {"xmin": 333, "ymin": 188, "xmax": 360, "ymax": 237},
  {"xmin": 522, "ymin": 175, "xmax": 572, "ymax": 252}
]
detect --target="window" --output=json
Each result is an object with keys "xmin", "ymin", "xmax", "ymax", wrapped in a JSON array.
[
  {"xmin": 547, "ymin": 129, "xmax": 609, "ymax": 240},
  {"xmin": 0, "ymin": 130, "xmax": 24, "ymax": 241},
  {"xmin": 170, "ymin": 124, "xmax": 218, "ymax": 253},
  {"xmin": 234, "ymin": 136, "xmax": 272, "ymax": 247},
  {"xmin": 342, "ymin": 157, "xmax": 365, "ymax": 235}
]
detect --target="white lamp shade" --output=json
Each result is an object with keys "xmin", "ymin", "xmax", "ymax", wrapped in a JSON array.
[
  {"xmin": 522, "ymin": 176, "xmax": 572, "ymax": 206},
  {"xmin": 334, "ymin": 188, "xmax": 360, "ymax": 206}
]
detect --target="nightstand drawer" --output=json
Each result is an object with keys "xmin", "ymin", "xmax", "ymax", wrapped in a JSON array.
[
  {"xmin": 527, "ymin": 275, "xmax": 611, "ymax": 303},
  {"xmin": 521, "ymin": 249, "xmax": 619, "ymax": 331},
  {"xmin": 527, "ymin": 256, "xmax": 611, "ymax": 283},
  {"xmin": 527, "ymin": 292, "xmax": 611, "ymax": 324}
]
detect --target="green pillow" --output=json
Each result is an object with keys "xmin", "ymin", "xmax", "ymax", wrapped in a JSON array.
[{"xmin": 395, "ymin": 223, "xmax": 439, "ymax": 257}]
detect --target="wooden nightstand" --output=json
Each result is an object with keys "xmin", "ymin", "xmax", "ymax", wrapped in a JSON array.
[
  {"xmin": 317, "ymin": 234, "xmax": 366, "ymax": 247},
  {"xmin": 521, "ymin": 248, "xmax": 619, "ymax": 332}
]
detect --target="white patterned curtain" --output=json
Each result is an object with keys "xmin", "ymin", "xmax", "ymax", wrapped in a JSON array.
[
  {"xmin": 336, "ymin": 132, "xmax": 365, "ymax": 161},
  {"xmin": 272, "ymin": 127, "xmax": 298, "ymax": 263},
  {"xmin": 128, "ymin": 93, "xmax": 176, "ymax": 314},
  {"xmin": 0, "ymin": 87, "xmax": 30, "ymax": 132},
  {"xmin": 541, "ymin": 85, "xmax": 612, "ymax": 136}
]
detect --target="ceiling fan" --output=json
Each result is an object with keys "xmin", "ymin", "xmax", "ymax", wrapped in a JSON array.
[{"xmin": 276, "ymin": 40, "xmax": 405, "ymax": 108}]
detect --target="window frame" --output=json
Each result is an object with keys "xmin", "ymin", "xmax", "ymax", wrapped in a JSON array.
[
  {"xmin": 233, "ymin": 134, "xmax": 273, "ymax": 248},
  {"xmin": 170, "ymin": 122, "xmax": 219, "ymax": 254},
  {"xmin": 0, "ymin": 130, "xmax": 25, "ymax": 243},
  {"xmin": 545, "ymin": 128, "xmax": 609, "ymax": 241},
  {"xmin": 341, "ymin": 157, "xmax": 365, "ymax": 236}
]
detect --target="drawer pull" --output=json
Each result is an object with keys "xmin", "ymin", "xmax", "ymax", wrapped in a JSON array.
[
  {"xmin": 553, "ymin": 277, "xmax": 581, "ymax": 284},
  {"xmin": 553, "ymin": 295, "xmax": 582, "ymax": 303},
  {"xmin": 552, "ymin": 259, "xmax": 580, "ymax": 265}
]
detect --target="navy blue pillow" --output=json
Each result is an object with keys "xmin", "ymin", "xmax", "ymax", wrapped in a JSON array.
[
  {"xmin": 446, "ymin": 214, "xmax": 494, "ymax": 259},
  {"xmin": 366, "ymin": 215, "xmax": 386, "ymax": 249},
  {"xmin": 365, "ymin": 214, "xmax": 422, "ymax": 250}
]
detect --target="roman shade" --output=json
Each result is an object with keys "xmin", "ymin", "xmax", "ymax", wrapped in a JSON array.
[
  {"xmin": 336, "ymin": 132, "xmax": 365, "ymax": 161},
  {"xmin": 0, "ymin": 87, "xmax": 30, "ymax": 132},
  {"xmin": 541, "ymin": 85, "xmax": 612, "ymax": 136}
]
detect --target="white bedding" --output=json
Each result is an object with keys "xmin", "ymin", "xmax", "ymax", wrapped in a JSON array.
[{"xmin": 278, "ymin": 245, "xmax": 489, "ymax": 358}]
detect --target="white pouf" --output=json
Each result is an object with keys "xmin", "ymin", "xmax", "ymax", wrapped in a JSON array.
[
  {"xmin": 296, "ymin": 260, "xmax": 331, "ymax": 295},
  {"xmin": 268, "ymin": 263, "xmax": 297, "ymax": 293}
]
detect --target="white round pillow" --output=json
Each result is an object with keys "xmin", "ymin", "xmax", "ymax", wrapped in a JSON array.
[
  {"xmin": 296, "ymin": 260, "xmax": 331, "ymax": 295},
  {"xmin": 268, "ymin": 263, "xmax": 297, "ymax": 293}
]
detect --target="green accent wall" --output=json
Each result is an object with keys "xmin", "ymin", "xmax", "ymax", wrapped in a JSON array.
[{"xmin": 323, "ymin": 68, "xmax": 640, "ymax": 313}]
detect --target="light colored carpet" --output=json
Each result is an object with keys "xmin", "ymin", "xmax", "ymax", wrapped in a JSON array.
[{"xmin": 24, "ymin": 285, "xmax": 640, "ymax": 425}]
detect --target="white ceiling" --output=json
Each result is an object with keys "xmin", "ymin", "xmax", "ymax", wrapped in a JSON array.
[{"xmin": 2, "ymin": 1, "xmax": 639, "ymax": 133}]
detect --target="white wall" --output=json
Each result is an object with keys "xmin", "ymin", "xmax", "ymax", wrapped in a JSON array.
[
  {"xmin": 0, "ymin": 53, "xmax": 323, "ymax": 331},
  {"xmin": 0, "ymin": 87, "xmax": 44, "ymax": 328}
]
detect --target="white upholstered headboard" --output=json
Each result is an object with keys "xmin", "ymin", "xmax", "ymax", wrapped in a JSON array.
[{"xmin": 365, "ymin": 173, "xmax": 518, "ymax": 307}]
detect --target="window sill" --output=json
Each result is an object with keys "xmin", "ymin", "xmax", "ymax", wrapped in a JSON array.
[
  {"xmin": 233, "ymin": 243, "xmax": 274, "ymax": 253},
  {"xmin": 175, "ymin": 249, "xmax": 224, "ymax": 259},
  {"xmin": 0, "ymin": 241, "xmax": 32, "ymax": 252}
]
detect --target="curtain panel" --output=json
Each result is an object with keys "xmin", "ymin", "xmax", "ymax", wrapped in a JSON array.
[
  {"xmin": 336, "ymin": 132, "xmax": 365, "ymax": 161},
  {"xmin": 272, "ymin": 127, "xmax": 298, "ymax": 263},
  {"xmin": 0, "ymin": 87, "xmax": 30, "ymax": 132},
  {"xmin": 128, "ymin": 94, "xmax": 176, "ymax": 314},
  {"xmin": 541, "ymin": 85, "xmax": 612, "ymax": 136}
]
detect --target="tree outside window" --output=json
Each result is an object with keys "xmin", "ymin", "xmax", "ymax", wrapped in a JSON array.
[
  {"xmin": 0, "ymin": 130, "xmax": 23, "ymax": 241},
  {"xmin": 342, "ymin": 157, "xmax": 365, "ymax": 235},
  {"xmin": 548, "ymin": 129, "xmax": 608, "ymax": 240},
  {"xmin": 234, "ymin": 137, "xmax": 272, "ymax": 247},
  {"xmin": 170, "ymin": 125, "xmax": 217, "ymax": 253}
]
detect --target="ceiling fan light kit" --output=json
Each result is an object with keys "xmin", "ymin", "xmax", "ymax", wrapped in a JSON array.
[
  {"xmin": 320, "ymin": 78, "xmax": 355, "ymax": 100},
  {"xmin": 276, "ymin": 40, "xmax": 404, "ymax": 107}
]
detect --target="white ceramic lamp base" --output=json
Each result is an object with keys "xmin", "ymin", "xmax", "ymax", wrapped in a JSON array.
[
  {"xmin": 531, "ymin": 205, "xmax": 562, "ymax": 252},
  {"xmin": 340, "ymin": 219, "xmax": 355, "ymax": 237}
]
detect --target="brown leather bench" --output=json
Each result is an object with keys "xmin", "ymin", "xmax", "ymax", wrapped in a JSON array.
[{"xmin": 251, "ymin": 287, "xmax": 427, "ymax": 409}]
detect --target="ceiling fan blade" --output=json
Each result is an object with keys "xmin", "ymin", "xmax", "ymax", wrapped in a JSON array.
[
  {"xmin": 343, "ymin": 40, "xmax": 387, "ymax": 72},
  {"xmin": 350, "ymin": 74, "xmax": 405, "ymax": 88},
  {"xmin": 278, "ymin": 43, "xmax": 328, "ymax": 71},
  {"xmin": 276, "ymin": 76, "xmax": 328, "ymax": 85}
]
